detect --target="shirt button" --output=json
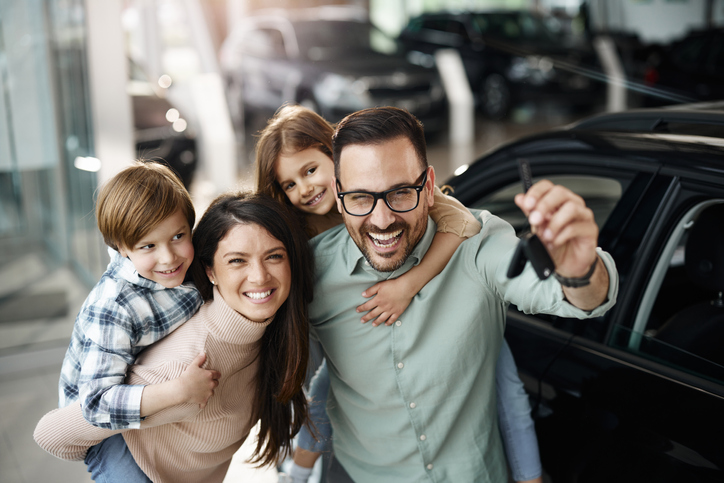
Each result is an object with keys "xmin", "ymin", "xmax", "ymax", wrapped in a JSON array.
[
  {"xmin": 409, "ymin": 402, "xmax": 416, "ymax": 409},
  {"xmin": 427, "ymin": 464, "xmax": 434, "ymax": 470},
  {"xmin": 397, "ymin": 362, "xmax": 404, "ymax": 369},
  {"xmin": 395, "ymin": 320, "xmax": 402, "ymax": 326},
  {"xmin": 420, "ymin": 434, "xmax": 426, "ymax": 441}
]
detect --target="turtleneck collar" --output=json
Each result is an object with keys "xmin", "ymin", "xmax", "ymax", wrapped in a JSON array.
[{"xmin": 204, "ymin": 287, "xmax": 274, "ymax": 345}]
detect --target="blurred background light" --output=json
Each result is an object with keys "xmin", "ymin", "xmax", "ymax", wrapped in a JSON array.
[{"xmin": 73, "ymin": 156, "xmax": 102, "ymax": 172}]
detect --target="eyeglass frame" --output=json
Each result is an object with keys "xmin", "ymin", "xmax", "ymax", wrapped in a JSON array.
[{"xmin": 335, "ymin": 169, "xmax": 429, "ymax": 217}]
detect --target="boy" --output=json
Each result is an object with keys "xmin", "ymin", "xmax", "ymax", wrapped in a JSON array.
[{"xmin": 58, "ymin": 161, "xmax": 219, "ymax": 437}]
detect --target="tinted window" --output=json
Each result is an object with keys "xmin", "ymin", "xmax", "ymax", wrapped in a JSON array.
[
  {"xmin": 669, "ymin": 33, "xmax": 707, "ymax": 71},
  {"xmin": 468, "ymin": 174, "xmax": 623, "ymax": 342},
  {"xmin": 472, "ymin": 12, "xmax": 560, "ymax": 43},
  {"xmin": 470, "ymin": 175, "xmax": 622, "ymax": 234},
  {"xmin": 241, "ymin": 28, "xmax": 286, "ymax": 58},
  {"xmin": 613, "ymin": 200, "xmax": 724, "ymax": 384}
]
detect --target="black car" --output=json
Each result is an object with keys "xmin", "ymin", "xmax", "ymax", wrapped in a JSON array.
[
  {"xmin": 445, "ymin": 104, "xmax": 724, "ymax": 481},
  {"xmin": 220, "ymin": 6, "xmax": 446, "ymax": 132},
  {"xmin": 398, "ymin": 10, "xmax": 604, "ymax": 120},
  {"xmin": 641, "ymin": 28, "xmax": 724, "ymax": 107}
]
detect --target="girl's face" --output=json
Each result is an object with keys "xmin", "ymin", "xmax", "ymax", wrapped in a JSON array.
[
  {"xmin": 205, "ymin": 223, "xmax": 291, "ymax": 323},
  {"xmin": 275, "ymin": 147, "xmax": 336, "ymax": 215}
]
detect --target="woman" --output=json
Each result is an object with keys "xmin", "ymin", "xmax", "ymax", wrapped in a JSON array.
[{"xmin": 34, "ymin": 192, "xmax": 313, "ymax": 482}]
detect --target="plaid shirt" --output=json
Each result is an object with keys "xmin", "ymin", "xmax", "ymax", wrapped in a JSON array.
[{"xmin": 58, "ymin": 248, "xmax": 202, "ymax": 430}]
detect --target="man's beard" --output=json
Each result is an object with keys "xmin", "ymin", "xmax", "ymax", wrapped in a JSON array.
[{"xmin": 347, "ymin": 207, "xmax": 428, "ymax": 273}]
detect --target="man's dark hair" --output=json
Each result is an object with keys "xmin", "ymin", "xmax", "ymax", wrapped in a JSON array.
[{"xmin": 332, "ymin": 107, "xmax": 428, "ymax": 179}]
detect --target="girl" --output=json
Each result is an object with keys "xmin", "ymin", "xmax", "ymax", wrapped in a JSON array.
[{"xmin": 255, "ymin": 105, "xmax": 543, "ymax": 483}]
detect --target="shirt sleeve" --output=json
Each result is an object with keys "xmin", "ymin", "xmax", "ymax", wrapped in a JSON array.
[
  {"xmin": 429, "ymin": 185, "xmax": 482, "ymax": 239},
  {"xmin": 75, "ymin": 300, "xmax": 146, "ymax": 430},
  {"xmin": 472, "ymin": 211, "xmax": 619, "ymax": 318}
]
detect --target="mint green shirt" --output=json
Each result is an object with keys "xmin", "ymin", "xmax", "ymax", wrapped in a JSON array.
[{"xmin": 309, "ymin": 210, "xmax": 618, "ymax": 483}]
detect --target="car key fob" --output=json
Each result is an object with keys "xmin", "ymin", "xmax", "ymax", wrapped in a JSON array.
[
  {"xmin": 506, "ymin": 235, "xmax": 528, "ymax": 278},
  {"xmin": 506, "ymin": 158, "xmax": 556, "ymax": 281},
  {"xmin": 522, "ymin": 232, "xmax": 554, "ymax": 280}
]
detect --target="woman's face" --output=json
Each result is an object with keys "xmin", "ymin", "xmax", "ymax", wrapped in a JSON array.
[
  {"xmin": 275, "ymin": 147, "xmax": 336, "ymax": 215},
  {"xmin": 205, "ymin": 223, "xmax": 291, "ymax": 323}
]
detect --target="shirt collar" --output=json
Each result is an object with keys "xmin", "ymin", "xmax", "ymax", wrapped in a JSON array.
[
  {"xmin": 108, "ymin": 247, "xmax": 166, "ymax": 290},
  {"xmin": 343, "ymin": 216, "xmax": 437, "ymax": 277}
]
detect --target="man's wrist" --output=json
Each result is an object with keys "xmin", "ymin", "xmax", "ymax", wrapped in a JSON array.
[{"xmin": 554, "ymin": 257, "xmax": 598, "ymax": 288}]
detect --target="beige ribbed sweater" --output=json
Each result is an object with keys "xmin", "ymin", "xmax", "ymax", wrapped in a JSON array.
[{"xmin": 34, "ymin": 288, "xmax": 271, "ymax": 483}]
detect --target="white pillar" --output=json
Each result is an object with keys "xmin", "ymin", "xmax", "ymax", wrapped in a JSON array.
[
  {"xmin": 593, "ymin": 35, "xmax": 626, "ymax": 112},
  {"xmin": 85, "ymin": 0, "xmax": 136, "ymax": 183},
  {"xmin": 435, "ymin": 49, "xmax": 475, "ymax": 176}
]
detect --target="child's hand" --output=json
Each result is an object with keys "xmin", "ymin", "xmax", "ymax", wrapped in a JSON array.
[
  {"xmin": 177, "ymin": 353, "xmax": 221, "ymax": 408},
  {"xmin": 357, "ymin": 278, "xmax": 414, "ymax": 327}
]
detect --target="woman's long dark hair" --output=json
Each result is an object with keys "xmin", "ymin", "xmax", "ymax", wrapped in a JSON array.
[{"xmin": 190, "ymin": 191, "xmax": 313, "ymax": 466}]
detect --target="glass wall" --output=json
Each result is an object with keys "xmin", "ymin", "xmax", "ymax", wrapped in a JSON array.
[{"xmin": 0, "ymin": 0, "xmax": 106, "ymax": 286}]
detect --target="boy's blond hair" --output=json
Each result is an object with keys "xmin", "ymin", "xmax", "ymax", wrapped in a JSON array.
[{"xmin": 95, "ymin": 161, "xmax": 195, "ymax": 251}]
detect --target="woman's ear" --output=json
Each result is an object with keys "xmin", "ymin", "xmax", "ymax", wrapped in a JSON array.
[{"xmin": 205, "ymin": 266, "xmax": 215, "ymax": 285}]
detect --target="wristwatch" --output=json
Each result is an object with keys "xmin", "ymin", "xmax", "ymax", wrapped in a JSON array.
[{"xmin": 553, "ymin": 257, "xmax": 598, "ymax": 288}]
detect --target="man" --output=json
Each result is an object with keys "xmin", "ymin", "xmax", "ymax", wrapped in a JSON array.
[{"xmin": 309, "ymin": 107, "xmax": 618, "ymax": 482}]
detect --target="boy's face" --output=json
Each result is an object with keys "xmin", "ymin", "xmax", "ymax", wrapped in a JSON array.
[{"xmin": 119, "ymin": 209, "xmax": 194, "ymax": 288}]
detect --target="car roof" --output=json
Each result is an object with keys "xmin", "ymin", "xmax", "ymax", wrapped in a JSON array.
[
  {"xmin": 446, "ymin": 104, "xmax": 724, "ymax": 193},
  {"xmin": 570, "ymin": 103, "xmax": 724, "ymax": 133}
]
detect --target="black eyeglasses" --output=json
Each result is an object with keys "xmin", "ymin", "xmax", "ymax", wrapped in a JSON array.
[{"xmin": 336, "ymin": 170, "xmax": 428, "ymax": 216}]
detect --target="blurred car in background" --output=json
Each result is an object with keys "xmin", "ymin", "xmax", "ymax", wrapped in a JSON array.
[
  {"xmin": 128, "ymin": 60, "xmax": 197, "ymax": 189},
  {"xmin": 219, "ymin": 6, "xmax": 446, "ymax": 133},
  {"xmin": 445, "ymin": 103, "xmax": 724, "ymax": 481},
  {"xmin": 641, "ymin": 28, "xmax": 724, "ymax": 107},
  {"xmin": 398, "ymin": 10, "xmax": 604, "ymax": 120}
]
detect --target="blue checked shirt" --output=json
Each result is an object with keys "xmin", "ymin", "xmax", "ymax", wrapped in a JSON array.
[{"xmin": 58, "ymin": 247, "xmax": 202, "ymax": 429}]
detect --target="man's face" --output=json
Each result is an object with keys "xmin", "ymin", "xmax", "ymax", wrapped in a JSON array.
[{"xmin": 335, "ymin": 136, "xmax": 435, "ymax": 272}]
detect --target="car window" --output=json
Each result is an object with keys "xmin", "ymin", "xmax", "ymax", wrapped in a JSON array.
[
  {"xmin": 469, "ymin": 175, "xmax": 622, "ymax": 235},
  {"xmin": 240, "ymin": 28, "xmax": 286, "ymax": 59},
  {"xmin": 414, "ymin": 18, "xmax": 466, "ymax": 47},
  {"xmin": 611, "ymin": 200, "xmax": 724, "ymax": 384},
  {"xmin": 669, "ymin": 34, "xmax": 707, "ymax": 72},
  {"xmin": 467, "ymin": 174, "xmax": 623, "ymax": 342},
  {"xmin": 706, "ymin": 33, "xmax": 724, "ymax": 77}
]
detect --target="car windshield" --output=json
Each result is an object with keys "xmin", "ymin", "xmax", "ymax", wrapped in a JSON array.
[
  {"xmin": 294, "ymin": 20, "xmax": 399, "ymax": 60},
  {"xmin": 471, "ymin": 12, "xmax": 561, "ymax": 44}
]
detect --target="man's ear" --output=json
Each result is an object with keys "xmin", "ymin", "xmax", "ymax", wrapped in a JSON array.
[
  {"xmin": 425, "ymin": 166, "xmax": 436, "ymax": 207},
  {"xmin": 332, "ymin": 178, "xmax": 344, "ymax": 214},
  {"xmin": 118, "ymin": 246, "xmax": 128, "ymax": 258}
]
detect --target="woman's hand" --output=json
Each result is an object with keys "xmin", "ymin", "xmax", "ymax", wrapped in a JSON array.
[{"xmin": 357, "ymin": 277, "xmax": 415, "ymax": 327}]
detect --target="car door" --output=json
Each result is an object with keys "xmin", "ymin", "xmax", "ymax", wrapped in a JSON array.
[{"xmin": 452, "ymin": 146, "xmax": 724, "ymax": 481}]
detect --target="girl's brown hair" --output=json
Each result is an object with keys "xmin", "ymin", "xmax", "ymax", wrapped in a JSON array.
[
  {"xmin": 189, "ymin": 191, "xmax": 312, "ymax": 467},
  {"xmin": 255, "ymin": 104, "xmax": 335, "ymax": 209},
  {"xmin": 95, "ymin": 161, "xmax": 195, "ymax": 251}
]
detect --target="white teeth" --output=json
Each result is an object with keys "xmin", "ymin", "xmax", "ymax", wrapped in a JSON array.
[
  {"xmin": 158, "ymin": 267, "xmax": 178, "ymax": 274},
  {"xmin": 306, "ymin": 191, "xmax": 324, "ymax": 205},
  {"xmin": 370, "ymin": 230, "xmax": 402, "ymax": 247},
  {"xmin": 245, "ymin": 290, "xmax": 272, "ymax": 300}
]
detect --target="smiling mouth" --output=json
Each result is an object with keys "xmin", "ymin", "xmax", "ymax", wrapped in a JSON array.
[
  {"xmin": 244, "ymin": 289, "xmax": 274, "ymax": 300},
  {"xmin": 305, "ymin": 190, "xmax": 325, "ymax": 206},
  {"xmin": 156, "ymin": 264, "xmax": 182, "ymax": 275},
  {"xmin": 368, "ymin": 229, "xmax": 403, "ymax": 249}
]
